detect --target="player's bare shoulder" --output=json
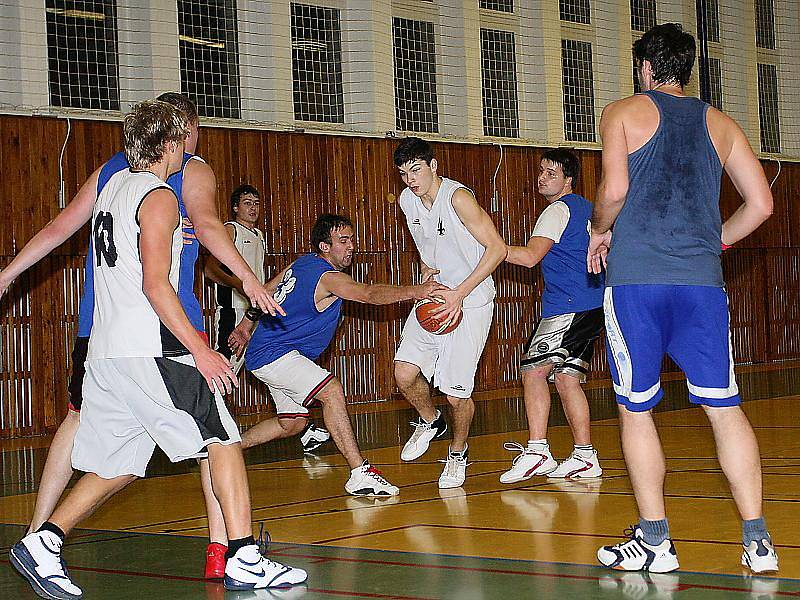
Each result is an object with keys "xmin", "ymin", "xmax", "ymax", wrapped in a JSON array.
[{"xmin": 705, "ymin": 104, "xmax": 743, "ymax": 165}]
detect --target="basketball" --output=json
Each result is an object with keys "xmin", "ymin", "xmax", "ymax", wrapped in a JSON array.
[{"xmin": 414, "ymin": 299, "xmax": 462, "ymax": 335}]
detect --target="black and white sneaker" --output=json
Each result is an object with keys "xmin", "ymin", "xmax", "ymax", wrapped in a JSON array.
[
  {"xmin": 345, "ymin": 461, "xmax": 399, "ymax": 496},
  {"xmin": 401, "ymin": 409, "xmax": 447, "ymax": 461},
  {"xmin": 597, "ymin": 526, "xmax": 679, "ymax": 573},
  {"xmin": 9, "ymin": 531, "xmax": 83, "ymax": 599},
  {"xmin": 300, "ymin": 422, "xmax": 331, "ymax": 453},
  {"xmin": 742, "ymin": 537, "xmax": 779, "ymax": 573},
  {"xmin": 224, "ymin": 544, "xmax": 307, "ymax": 590}
]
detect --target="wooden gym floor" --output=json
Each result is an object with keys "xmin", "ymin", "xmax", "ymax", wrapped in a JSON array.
[{"xmin": 1, "ymin": 362, "xmax": 800, "ymax": 599}]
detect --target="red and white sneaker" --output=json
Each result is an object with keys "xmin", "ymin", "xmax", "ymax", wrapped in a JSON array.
[
  {"xmin": 205, "ymin": 542, "xmax": 227, "ymax": 580},
  {"xmin": 345, "ymin": 461, "xmax": 399, "ymax": 496},
  {"xmin": 499, "ymin": 442, "xmax": 557, "ymax": 483},
  {"xmin": 548, "ymin": 448, "xmax": 602, "ymax": 479}
]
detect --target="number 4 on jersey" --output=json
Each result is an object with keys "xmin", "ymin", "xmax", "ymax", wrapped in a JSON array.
[{"xmin": 94, "ymin": 211, "xmax": 118, "ymax": 267}]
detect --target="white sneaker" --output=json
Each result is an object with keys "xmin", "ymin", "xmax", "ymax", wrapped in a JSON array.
[
  {"xmin": 598, "ymin": 526, "xmax": 679, "ymax": 573},
  {"xmin": 499, "ymin": 442, "xmax": 557, "ymax": 483},
  {"xmin": 401, "ymin": 409, "xmax": 447, "ymax": 461},
  {"xmin": 438, "ymin": 446, "xmax": 470, "ymax": 489},
  {"xmin": 224, "ymin": 544, "xmax": 307, "ymax": 590},
  {"xmin": 345, "ymin": 461, "xmax": 399, "ymax": 496},
  {"xmin": 300, "ymin": 422, "xmax": 331, "ymax": 453},
  {"xmin": 9, "ymin": 531, "xmax": 83, "ymax": 599},
  {"xmin": 742, "ymin": 538, "xmax": 779, "ymax": 574},
  {"xmin": 548, "ymin": 447, "xmax": 603, "ymax": 479}
]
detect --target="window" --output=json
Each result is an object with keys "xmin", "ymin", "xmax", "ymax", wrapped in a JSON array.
[
  {"xmin": 178, "ymin": 0, "xmax": 241, "ymax": 119},
  {"xmin": 562, "ymin": 39, "xmax": 596, "ymax": 142},
  {"xmin": 757, "ymin": 63, "xmax": 780, "ymax": 153},
  {"xmin": 701, "ymin": 0, "xmax": 720, "ymax": 43},
  {"xmin": 45, "ymin": 0, "xmax": 120, "ymax": 110},
  {"xmin": 291, "ymin": 3, "xmax": 344, "ymax": 123},
  {"xmin": 630, "ymin": 0, "xmax": 656, "ymax": 32},
  {"xmin": 560, "ymin": 0, "xmax": 591, "ymax": 24},
  {"xmin": 755, "ymin": 0, "xmax": 776, "ymax": 50},
  {"xmin": 480, "ymin": 29, "xmax": 519, "ymax": 138},
  {"xmin": 480, "ymin": 0, "xmax": 514, "ymax": 12},
  {"xmin": 704, "ymin": 57, "xmax": 723, "ymax": 110},
  {"xmin": 393, "ymin": 18, "xmax": 438, "ymax": 133}
]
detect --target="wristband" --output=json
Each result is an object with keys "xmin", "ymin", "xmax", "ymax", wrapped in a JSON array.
[
  {"xmin": 245, "ymin": 307, "xmax": 263, "ymax": 321},
  {"xmin": 721, "ymin": 242, "xmax": 731, "ymax": 252}
]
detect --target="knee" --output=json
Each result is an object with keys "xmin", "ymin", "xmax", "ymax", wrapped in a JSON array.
[
  {"xmin": 446, "ymin": 395, "xmax": 472, "ymax": 409},
  {"xmin": 280, "ymin": 417, "xmax": 308, "ymax": 436},
  {"xmin": 317, "ymin": 378, "xmax": 345, "ymax": 405},
  {"xmin": 394, "ymin": 363, "xmax": 419, "ymax": 391},
  {"xmin": 554, "ymin": 372, "xmax": 580, "ymax": 394}
]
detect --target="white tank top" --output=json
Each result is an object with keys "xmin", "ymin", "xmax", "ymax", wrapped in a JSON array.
[
  {"xmin": 87, "ymin": 168, "xmax": 185, "ymax": 359},
  {"xmin": 216, "ymin": 221, "xmax": 266, "ymax": 308},
  {"xmin": 399, "ymin": 177, "xmax": 495, "ymax": 308}
]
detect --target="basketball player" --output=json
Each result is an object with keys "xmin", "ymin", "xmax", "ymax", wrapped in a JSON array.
[
  {"xmin": 204, "ymin": 184, "xmax": 331, "ymax": 453},
  {"xmin": 393, "ymin": 137, "xmax": 507, "ymax": 488},
  {"xmin": 500, "ymin": 149, "xmax": 605, "ymax": 484},
  {"xmin": 228, "ymin": 214, "xmax": 445, "ymax": 496},
  {"xmin": 9, "ymin": 101, "xmax": 306, "ymax": 600},
  {"xmin": 0, "ymin": 93, "xmax": 282, "ymax": 580},
  {"xmin": 589, "ymin": 24, "xmax": 777, "ymax": 573}
]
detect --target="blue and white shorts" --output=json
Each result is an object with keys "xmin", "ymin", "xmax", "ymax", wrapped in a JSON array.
[{"xmin": 603, "ymin": 285, "xmax": 740, "ymax": 412}]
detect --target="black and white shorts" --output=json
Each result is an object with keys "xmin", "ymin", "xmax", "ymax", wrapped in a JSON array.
[
  {"xmin": 520, "ymin": 307, "xmax": 604, "ymax": 383},
  {"xmin": 73, "ymin": 354, "xmax": 241, "ymax": 479}
]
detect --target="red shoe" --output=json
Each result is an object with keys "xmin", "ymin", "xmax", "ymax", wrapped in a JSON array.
[{"xmin": 204, "ymin": 542, "xmax": 227, "ymax": 580}]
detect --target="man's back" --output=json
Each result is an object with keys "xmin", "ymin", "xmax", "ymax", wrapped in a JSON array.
[{"xmin": 606, "ymin": 91, "xmax": 724, "ymax": 287}]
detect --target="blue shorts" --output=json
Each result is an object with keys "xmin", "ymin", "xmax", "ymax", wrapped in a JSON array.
[{"xmin": 603, "ymin": 285, "xmax": 740, "ymax": 412}]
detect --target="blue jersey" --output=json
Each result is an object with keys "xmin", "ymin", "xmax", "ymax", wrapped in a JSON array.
[
  {"xmin": 246, "ymin": 254, "xmax": 343, "ymax": 371},
  {"xmin": 76, "ymin": 152, "xmax": 204, "ymax": 337},
  {"xmin": 606, "ymin": 91, "xmax": 724, "ymax": 287},
  {"xmin": 539, "ymin": 194, "xmax": 604, "ymax": 318}
]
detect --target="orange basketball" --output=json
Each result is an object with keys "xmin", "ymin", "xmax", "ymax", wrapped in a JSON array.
[{"xmin": 414, "ymin": 299, "xmax": 463, "ymax": 335}]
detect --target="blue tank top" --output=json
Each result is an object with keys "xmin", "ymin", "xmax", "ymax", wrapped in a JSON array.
[
  {"xmin": 605, "ymin": 91, "xmax": 724, "ymax": 287},
  {"xmin": 245, "ymin": 254, "xmax": 343, "ymax": 370},
  {"xmin": 540, "ymin": 194, "xmax": 604, "ymax": 318},
  {"xmin": 76, "ymin": 152, "xmax": 204, "ymax": 336}
]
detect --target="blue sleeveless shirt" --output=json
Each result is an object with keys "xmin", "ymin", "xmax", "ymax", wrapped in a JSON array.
[
  {"xmin": 605, "ymin": 91, "xmax": 724, "ymax": 287},
  {"xmin": 540, "ymin": 194, "xmax": 604, "ymax": 318},
  {"xmin": 245, "ymin": 254, "xmax": 343, "ymax": 371},
  {"xmin": 76, "ymin": 152, "xmax": 204, "ymax": 336}
]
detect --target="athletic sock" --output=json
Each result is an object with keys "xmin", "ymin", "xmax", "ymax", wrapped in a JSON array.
[
  {"xmin": 225, "ymin": 535, "xmax": 256, "ymax": 560},
  {"xmin": 527, "ymin": 439, "xmax": 548, "ymax": 450},
  {"xmin": 37, "ymin": 521, "xmax": 65, "ymax": 542},
  {"xmin": 574, "ymin": 444, "xmax": 594, "ymax": 456},
  {"xmin": 427, "ymin": 409, "xmax": 441, "ymax": 424},
  {"xmin": 639, "ymin": 518, "xmax": 670, "ymax": 546},
  {"xmin": 449, "ymin": 444, "xmax": 468, "ymax": 457},
  {"xmin": 743, "ymin": 517, "xmax": 769, "ymax": 546}
]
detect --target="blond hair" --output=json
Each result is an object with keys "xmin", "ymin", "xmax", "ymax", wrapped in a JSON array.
[{"xmin": 123, "ymin": 100, "xmax": 188, "ymax": 170}]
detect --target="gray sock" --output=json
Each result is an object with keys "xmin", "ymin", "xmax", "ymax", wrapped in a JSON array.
[
  {"xmin": 743, "ymin": 517, "xmax": 769, "ymax": 546},
  {"xmin": 639, "ymin": 518, "xmax": 670, "ymax": 546}
]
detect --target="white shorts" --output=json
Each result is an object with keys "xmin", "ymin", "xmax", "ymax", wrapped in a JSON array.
[
  {"xmin": 73, "ymin": 355, "xmax": 241, "ymax": 479},
  {"xmin": 249, "ymin": 350, "xmax": 335, "ymax": 418},
  {"xmin": 394, "ymin": 302, "xmax": 494, "ymax": 398}
]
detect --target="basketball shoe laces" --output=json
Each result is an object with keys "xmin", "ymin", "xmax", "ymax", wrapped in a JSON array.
[
  {"xmin": 365, "ymin": 465, "xmax": 391, "ymax": 486},
  {"xmin": 503, "ymin": 442, "xmax": 538, "ymax": 464},
  {"xmin": 407, "ymin": 418, "xmax": 434, "ymax": 444},
  {"xmin": 439, "ymin": 453, "xmax": 471, "ymax": 478}
]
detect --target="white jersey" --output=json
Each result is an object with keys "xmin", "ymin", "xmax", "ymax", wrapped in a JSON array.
[
  {"xmin": 88, "ymin": 169, "xmax": 185, "ymax": 360},
  {"xmin": 216, "ymin": 221, "xmax": 266, "ymax": 308},
  {"xmin": 399, "ymin": 177, "xmax": 495, "ymax": 308}
]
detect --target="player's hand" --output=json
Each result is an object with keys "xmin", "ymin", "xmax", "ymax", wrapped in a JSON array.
[
  {"xmin": 413, "ymin": 280, "xmax": 449, "ymax": 301},
  {"xmin": 228, "ymin": 319, "xmax": 254, "ymax": 358},
  {"xmin": 243, "ymin": 276, "xmax": 286, "ymax": 317},
  {"xmin": 0, "ymin": 271, "xmax": 11, "ymax": 300},
  {"xmin": 429, "ymin": 287, "xmax": 465, "ymax": 326},
  {"xmin": 420, "ymin": 265, "xmax": 440, "ymax": 283},
  {"xmin": 587, "ymin": 229, "xmax": 612, "ymax": 274},
  {"xmin": 194, "ymin": 346, "xmax": 239, "ymax": 395}
]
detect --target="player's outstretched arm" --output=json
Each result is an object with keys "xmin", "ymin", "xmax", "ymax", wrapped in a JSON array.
[
  {"xmin": 182, "ymin": 160, "xmax": 283, "ymax": 316},
  {"xmin": 506, "ymin": 237, "xmax": 554, "ymax": 269},
  {"xmin": 714, "ymin": 112, "xmax": 773, "ymax": 245},
  {"xmin": 139, "ymin": 188, "xmax": 237, "ymax": 394},
  {"xmin": 0, "ymin": 167, "xmax": 100, "ymax": 298},
  {"xmin": 319, "ymin": 271, "xmax": 447, "ymax": 305},
  {"xmin": 432, "ymin": 188, "xmax": 507, "ymax": 321}
]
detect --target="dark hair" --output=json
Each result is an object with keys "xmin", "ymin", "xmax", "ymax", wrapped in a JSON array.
[
  {"xmin": 633, "ymin": 23, "xmax": 696, "ymax": 87},
  {"xmin": 541, "ymin": 148, "xmax": 580, "ymax": 187},
  {"xmin": 231, "ymin": 184, "xmax": 260, "ymax": 212},
  {"xmin": 393, "ymin": 137, "xmax": 434, "ymax": 167},
  {"xmin": 311, "ymin": 214, "xmax": 354, "ymax": 253},
  {"xmin": 156, "ymin": 92, "xmax": 199, "ymax": 123}
]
